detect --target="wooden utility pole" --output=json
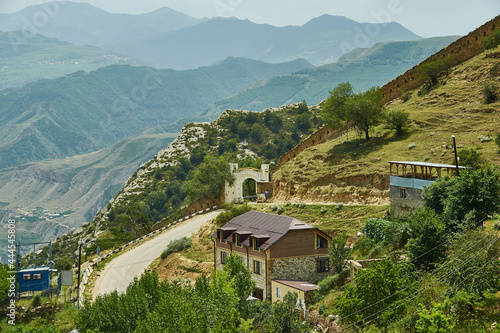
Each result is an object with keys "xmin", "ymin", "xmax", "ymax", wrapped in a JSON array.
[
  {"xmin": 76, "ymin": 242, "xmax": 82, "ymax": 309},
  {"xmin": 452, "ymin": 135, "xmax": 460, "ymax": 176}
]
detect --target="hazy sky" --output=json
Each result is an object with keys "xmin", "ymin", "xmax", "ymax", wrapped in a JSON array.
[{"xmin": 1, "ymin": 0, "xmax": 499, "ymax": 37}]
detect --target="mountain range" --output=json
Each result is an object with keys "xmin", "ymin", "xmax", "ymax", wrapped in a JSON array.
[
  {"xmin": 0, "ymin": 31, "xmax": 135, "ymax": 90},
  {"xmin": 0, "ymin": 2, "xmax": 421, "ymax": 69},
  {"xmin": 0, "ymin": 57, "xmax": 311, "ymax": 169},
  {"xmin": 200, "ymin": 36, "xmax": 459, "ymax": 119}
]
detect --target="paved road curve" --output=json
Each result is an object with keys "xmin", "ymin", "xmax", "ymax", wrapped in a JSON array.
[{"xmin": 92, "ymin": 210, "xmax": 221, "ymax": 299}]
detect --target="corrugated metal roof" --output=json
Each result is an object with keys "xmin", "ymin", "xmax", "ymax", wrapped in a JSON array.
[
  {"xmin": 388, "ymin": 161, "xmax": 466, "ymax": 169},
  {"xmin": 212, "ymin": 210, "xmax": 315, "ymax": 250}
]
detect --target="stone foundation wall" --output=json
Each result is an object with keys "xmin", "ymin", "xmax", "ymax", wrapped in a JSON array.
[
  {"xmin": 270, "ymin": 256, "xmax": 330, "ymax": 285},
  {"xmin": 381, "ymin": 15, "xmax": 500, "ymax": 102}
]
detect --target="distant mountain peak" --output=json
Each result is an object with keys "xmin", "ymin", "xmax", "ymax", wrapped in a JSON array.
[{"xmin": 304, "ymin": 14, "xmax": 359, "ymax": 29}]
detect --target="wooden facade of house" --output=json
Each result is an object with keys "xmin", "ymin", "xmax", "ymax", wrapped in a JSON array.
[{"xmin": 211, "ymin": 211, "xmax": 331, "ymax": 300}]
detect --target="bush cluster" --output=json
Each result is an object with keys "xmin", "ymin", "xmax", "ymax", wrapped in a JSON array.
[{"xmin": 161, "ymin": 237, "xmax": 193, "ymax": 259}]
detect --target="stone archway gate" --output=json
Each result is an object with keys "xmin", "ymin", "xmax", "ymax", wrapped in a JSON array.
[{"xmin": 225, "ymin": 163, "xmax": 271, "ymax": 204}]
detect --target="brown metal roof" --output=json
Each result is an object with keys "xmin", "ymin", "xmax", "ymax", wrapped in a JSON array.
[{"xmin": 211, "ymin": 210, "xmax": 315, "ymax": 250}]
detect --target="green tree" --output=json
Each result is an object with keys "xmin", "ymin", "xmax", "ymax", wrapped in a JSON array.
[
  {"xmin": 482, "ymin": 82, "xmax": 498, "ymax": 104},
  {"xmin": 455, "ymin": 148, "xmax": 486, "ymax": 169},
  {"xmin": 481, "ymin": 29, "xmax": 500, "ymax": 49},
  {"xmin": 185, "ymin": 155, "xmax": 235, "ymax": 202},
  {"xmin": 329, "ymin": 232, "xmax": 352, "ymax": 274},
  {"xmin": 385, "ymin": 110, "xmax": 410, "ymax": 135},
  {"xmin": 416, "ymin": 302, "xmax": 454, "ymax": 333},
  {"xmin": 322, "ymin": 83, "xmax": 384, "ymax": 140},
  {"xmin": 237, "ymin": 122, "xmax": 251, "ymax": 139},
  {"xmin": 128, "ymin": 201, "xmax": 151, "ymax": 233},
  {"xmin": 263, "ymin": 293, "xmax": 311, "ymax": 333},
  {"xmin": 407, "ymin": 208, "xmax": 448, "ymax": 270},
  {"xmin": 443, "ymin": 167, "xmax": 500, "ymax": 229},
  {"xmin": 0, "ymin": 264, "xmax": 9, "ymax": 302},
  {"xmin": 321, "ymin": 82, "xmax": 354, "ymax": 130},
  {"xmin": 223, "ymin": 253, "xmax": 255, "ymax": 314},
  {"xmin": 297, "ymin": 100, "xmax": 308, "ymax": 113},
  {"xmin": 250, "ymin": 123, "xmax": 264, "ymax": 144},
  {"xmin": 264, "ymin": 111, "xmax": 283, "ymax": 133},
  {"xmin": 418, "ymin": 55, "xmax": 452, "ymax": 87},
  {"xmin": 336, "ymin": 259, "xmax": 416, "ymax": 328},
  {"xmin": 295, "ymin": 113, "xmax": 311, "ymax": 132}
]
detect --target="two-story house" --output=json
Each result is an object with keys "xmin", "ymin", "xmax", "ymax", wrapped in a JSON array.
[{"xmin": 211, "ymin": 210, "xmax": 331, "ymax": 300}]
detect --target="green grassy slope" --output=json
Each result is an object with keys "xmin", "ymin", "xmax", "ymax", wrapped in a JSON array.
[{"xmin": 200, "ymin": 36, "xmax": 458, "ymax": 119}]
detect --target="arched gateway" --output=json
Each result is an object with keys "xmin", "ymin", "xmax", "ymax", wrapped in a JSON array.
[{"xmin": 225, "ymin": 163, "xmax": 271, "ymax": 204}]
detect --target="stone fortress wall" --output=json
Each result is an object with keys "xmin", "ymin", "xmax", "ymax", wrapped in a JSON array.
[
  {"xmin": 381, "ymin": 15, "xmax": 500, "ymax": 102},
  {"xmin": 275, "ymin": 125, "xmax": 352, "ymax": 171}
]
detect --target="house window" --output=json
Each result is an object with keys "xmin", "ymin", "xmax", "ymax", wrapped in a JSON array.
[
  {"xmin": 237, "ymin": 234, "xmax": 242, "ymax": 247},
  {"xmin": 400, "ymin": 188, "xmax": 407, "ymax": 198},
  {"xmin": 221, "ymin": 251, "xmax": 227, "ymax": 265},
  {"xmin": 317, "ymin": 258, "xmax": 329, "ymax": 273},
  {"xmin": 253, "ymin": 239, "xmax": 259, "ymax": 251},
  {"xmin": 316, "ymin": 234, "xmax": 328, "ymax": 249},
  {"xmin": 253, "ymin": 260, "xmax": 261, "ymax": 275},
  {"xmin": 23, "ymin": 274, "xmax": 31, "ymax": 280},
  {"xmin": 33, "ymin": 274, "xmax": 42, "ymax": 280},
  {"xmin": 220, "ymin": 231, "xmax": 226, "ymax": 243},
  {"xmin": 276, "ymin": 287, "xmax": 281, "ymax": 299}
]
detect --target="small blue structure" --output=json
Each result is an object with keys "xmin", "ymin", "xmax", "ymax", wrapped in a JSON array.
[{"xmin": 18, "ymin": 267, "xmax": 50, "ymax": 292}]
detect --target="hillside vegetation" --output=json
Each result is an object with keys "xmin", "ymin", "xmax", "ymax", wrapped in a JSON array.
[
  {"xmin": 41, "ymin": 103, "xmax": 323, "ymax": 266},
  {"xmin": 273, "ymin": 46, "xmax": 500, "ymax": 204},
  {"xmin": 200, "ymin": 36, "xmax": 458, "ymax": 119}
]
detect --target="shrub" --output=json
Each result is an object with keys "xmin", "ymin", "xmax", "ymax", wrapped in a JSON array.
[
  {"xmin": 335, "ymin": 203, "xmax": 344, "ymax": 210},
  {"xmin": 316, "ymin": 275, "xmax": 341, "ymax": 299},
  {"xmin": 455, "ymin": 148, "xmax": 486, "ymax": 169},
  {"xmin": 482, "ymin": 82, "xmax": 498, "ymax": 104},
  {"xmin": 161, "ymin": 237, "xmax": 192, "ymax": 259},
  {"xmin": 481, "ymin": 29, "xmax": 500, "ymax": 50},
  {"xmin": 408, "ymin": 143, "xmax": 416, "ymax": 149},
  {"xmin": 320, "ymin": 206, "xmax": 328, "ymax": 214},
  {"xmin": 494, "ymin": 220, "xmax": 500, "ymax": 230},
  {"xmin": 418, "ymin": 55, "xmax": 452, "ymax": 87},
  {"xmin": 385, "ymin": 110, "xmax": 410, "ymax": 135},
  {"xmin": 364, "ymin": 218, "xmax": 391, "ymax": 242},
  {"xmin": 32, "ymin": 295, "xmax": 42, "ymax": 308},
  {"xmin": 401, "ymin": 92, "xmax": 411, "ymax": 102}
]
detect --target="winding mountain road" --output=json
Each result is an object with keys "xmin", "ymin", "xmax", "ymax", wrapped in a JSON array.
[{"xmin": 92, "ymin": 210, "xmax": 221, "ymax": 299}]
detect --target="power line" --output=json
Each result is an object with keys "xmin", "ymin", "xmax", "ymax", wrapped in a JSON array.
[
  {"xmin": 345, "ymin": 231, "xmax": 499, "ymax": 332},
  {"xmin": 340, "ymin": 215, "xmax": 494, "ymax": 325}
]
